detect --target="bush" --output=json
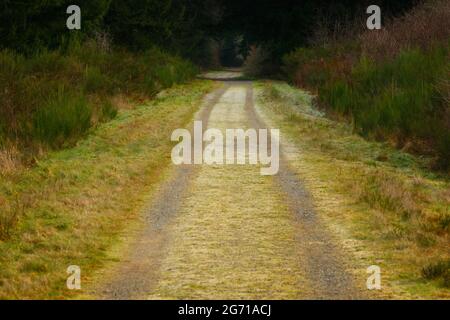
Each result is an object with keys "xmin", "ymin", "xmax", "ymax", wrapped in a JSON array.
[
  {"xmin": 0, "ymin": 40, "xmax": 198, "ymax": 156},
  {"xmin": 283, "ymin": 46, "xmax": 355, "ymax": 90},
  {"xmin": 353, "ymin": 48, "xmax": 446, "ymax": 145},
  {"xmin": 320, "ymin": 46, "xmax": 449, "ymax": 155},
  {"xmin": 32, "ymin": 89, "xmax": 92, "ymax": 147},
  {"xmin": 282, "ymin": 0, "xmax": 450, "ymax": 168}
]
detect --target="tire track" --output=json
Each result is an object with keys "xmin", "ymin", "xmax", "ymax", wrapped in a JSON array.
[
  {"xmin": 245, "ymin": 83, "xmax": 367, "ymax": 299},
  {"xmin": 94, "ymin": 84, "xmax": 228, "ymax": 299}
]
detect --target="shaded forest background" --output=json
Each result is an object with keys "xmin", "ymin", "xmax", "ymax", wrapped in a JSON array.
[{"xmin": 1, "ymin": 0, "xmax": 418, "ymax": 61}]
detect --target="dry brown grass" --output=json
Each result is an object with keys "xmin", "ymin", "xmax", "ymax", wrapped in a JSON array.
[
  {"xmin": 352, "ymin": 170, "xmax": 449, "ymax": 245},
  {"xmin": 356, "ymin": 171, "xmax": 423, "ymax": 220},
  {"xmin": 0, "ymin": 145, "xmax": 22, "ymax": 176},
  {"xmin": 110, "ymin": 94, "xmax": 135, "ymax": 111}
]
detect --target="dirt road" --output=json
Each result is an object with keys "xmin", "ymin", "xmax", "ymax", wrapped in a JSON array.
[{"xmin": 94, "ymin": 78, "xmax": 371, "ymax": 299}]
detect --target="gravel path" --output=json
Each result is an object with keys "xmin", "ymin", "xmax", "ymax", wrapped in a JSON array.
[{"xmin": 95, "ymin": 78, "xmax": 369, "ymax": 299}]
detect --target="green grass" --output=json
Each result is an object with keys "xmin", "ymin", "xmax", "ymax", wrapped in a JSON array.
[
  {"xmin": 32, "ymin": 89, "xmax": 92, "ymax": 148},
  {"xmin": 0, "ymin": 80, "xmax": 215, "ymax": 299},
  {"xmin": 84, "ymin": 66, "xmax": 112, "ymax": 94}
]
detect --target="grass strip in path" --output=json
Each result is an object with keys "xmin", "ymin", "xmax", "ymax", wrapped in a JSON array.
[{"xmin": 147, "ymin": 84, "xmax": 310, "ymax": 299}]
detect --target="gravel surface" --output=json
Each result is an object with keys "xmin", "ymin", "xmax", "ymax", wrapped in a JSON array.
[{"xmin": 94, "ymin": 75, "xmax": 370, "ymax": 299}]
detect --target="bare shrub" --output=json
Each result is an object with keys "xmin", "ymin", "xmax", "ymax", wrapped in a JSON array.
[
  {"xmin": 308, "ymin": 14, "xmax": 366, "ymax": 48},
  {"xmin": 360, "ymin": 0, "xmax": 450, "ymax": 59}
]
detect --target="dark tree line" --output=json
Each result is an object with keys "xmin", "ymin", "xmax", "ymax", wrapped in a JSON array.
[
  {"xmin": 217, "ymin": 0, "xmax": 419, "ymax": 59},
  {"xmin": 0, "ymin": 0, "xmax": 221, "ymax": 59},
  {"xmin": 0, "ymin": 0, "xmax": 419, "ymax": 60},
  {"xmin": 0, "ymin": 1, "xmax": 111, "ymax": 52}
]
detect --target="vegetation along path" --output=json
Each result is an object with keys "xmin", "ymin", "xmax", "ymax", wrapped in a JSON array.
[{"xmin": 3, "ymin": 72, "xmax": 446, "ymax": 299}]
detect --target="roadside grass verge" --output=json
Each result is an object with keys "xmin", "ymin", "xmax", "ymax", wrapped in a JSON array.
[
  {"xmin": 257, "ymin": 81, "xmax": 450, "ymax": 298},
  {"xmin": 0, "ymin": 80, "xmax": 214, "ymax": 299}
]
